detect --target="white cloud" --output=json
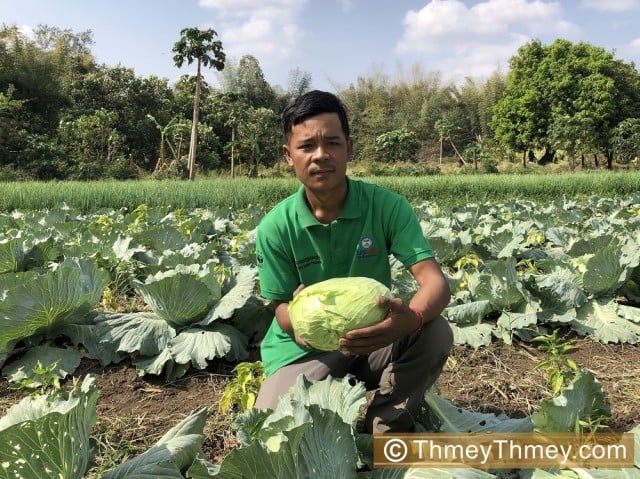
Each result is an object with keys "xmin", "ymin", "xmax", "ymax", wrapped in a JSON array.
[
  {"xmin": 617, "ymin": 37, "xmax": 640, "ymax": 61},
  {"xmin": 198, "ymin": 0, "xmax": 308, "ymax": 63},
  {"xmin": 395, "ymin": 0, "xmax": 580, "ymax": 80},
  {"xmin": 339, "ymin": 0, "xmax": 356, "ymax": 12},
  {"xmin": 581, "ymin": 0, "xmax": 640, "ymax": 12}
]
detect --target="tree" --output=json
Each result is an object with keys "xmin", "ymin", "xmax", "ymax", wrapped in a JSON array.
[
  {"xmin": 221, "ymin": 54, "xmax": 276, "ymax": 109},
  {"xmin": 173, "ymin": 27, "xmax": 225, "ymax": 180},
  {"xmin": 491, "ymin": 39, "xmax": 640, "ymax": 169},
  {"xmin": 374, "ymin": 129, "xmax": 420, "ymax": 163},
  {"xmin": 68, "ymin": 66, "xmax": 174, "ymax": 170},
  {"xmin": 234, "ymin": 107, "xmax": 280, "ymax": 176},
  {"xmin": 611, "ymin": 118, "xmax": 640, "ymax": 166}
]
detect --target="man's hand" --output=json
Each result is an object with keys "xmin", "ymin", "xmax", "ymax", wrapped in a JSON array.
[
  {"xmin": 338, "ymin": 295, "xmax": 419, "ymax": 355},
  {"xmin": 274, "ymin": 283, "xmax": 313, "ymax": 349}
]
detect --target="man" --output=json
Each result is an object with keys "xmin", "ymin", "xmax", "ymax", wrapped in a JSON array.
[{"xmin": 254, "ymin": 90, "xmax": 452, "ymax": 433}]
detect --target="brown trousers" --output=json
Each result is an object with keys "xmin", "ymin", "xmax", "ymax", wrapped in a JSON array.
[{"xmin": 254, "ymin": 315, "xmax": 453, "ymax": 433}]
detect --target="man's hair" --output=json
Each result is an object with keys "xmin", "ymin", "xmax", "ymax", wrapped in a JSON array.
[{"xmin": 282, "ymin": 90, "xmax": 350, "ymax": 143}]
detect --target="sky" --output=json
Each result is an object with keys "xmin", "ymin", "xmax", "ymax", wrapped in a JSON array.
[{"xmin": 2, "ymin": 0, "xmax": 640, "ymax": 92}]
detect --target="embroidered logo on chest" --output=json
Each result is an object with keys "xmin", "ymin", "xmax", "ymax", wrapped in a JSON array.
[{"xmin": 356, "ymin": 237, "xmax": 379, "ymax": 258}]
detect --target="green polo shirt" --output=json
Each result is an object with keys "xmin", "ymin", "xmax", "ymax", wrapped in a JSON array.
[{"xmin": 255, "ymin": 177, "xmax": 434, "ymax": 376}]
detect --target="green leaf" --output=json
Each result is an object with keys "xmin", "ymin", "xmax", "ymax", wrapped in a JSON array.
[
  {"xmin": 583, "ymin": 245, "xmax": 626, "ymax": 296},
  {"xmin": 449, "ymin": 322, "xmax": 494, "ymax": 348},
  {"xmin": 572, "ymin": 298, "xmax": 640, "ymax": 343},
  {"xmin": 531, "ymin": 369, "xmax": 611, "ymax": 433},
  {"xmin": 473, "ymin": 258, "xmax": 527, "ymax": 311},
  {"xmin": 103, "ymin": 409, "xmax": 207, "ymax": 478},
  {"xmin": 264, "ymin": 374, "xmax": 367, "ymax": 432},
  {"xmin": 0, "ymin": 258, "xmax": 109, "ymax": 356},
  {"xmin": 0, "ymin": 238, "xmax": 25, "ymax": 273},
  {"xmin": 60, "ymin": 317, "xmax": 124, "ymax": 366},
  {"xmin": 0, "ymin": 376, "xmax": 99, "ymax": 479},
  {"xmin": 169, "ymin": 324, "xmax": 248, "ymax": 369},
  {"xmin": 532, "ymin": 268, "xmax": 587, "ymax": 310},
  {"xmin": 94, "ymin": 311, "xmax": 177, "ymax": 357},
  {"xmin": 214, "ymin": 405, "xmax": 359, "ymax": 479},
  {"xmin": 444, "ymin": 300, "xmax": 491, "ymax": 325},
  {"xmin": 3, "ymin": 345, "xmax": 81, "ymax": 384},
  {"xmin": 199, "ymin": 266, "xmax": 257, "ymax": 324},
  {"xmin": 133, "ymin": 267, "xmax": 221, "ymax": 328},
  {"xmin": 423, "ymin": 389, "xmax": 533, "ymax": 433}
]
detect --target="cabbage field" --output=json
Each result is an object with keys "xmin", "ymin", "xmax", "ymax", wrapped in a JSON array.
[{"xmin": 0, "ymin": 178, "xmax": 639, "ymax": 478}]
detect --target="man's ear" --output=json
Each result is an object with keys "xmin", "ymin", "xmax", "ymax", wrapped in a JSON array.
[{"xmin": 283, "ymin": 144, "xmax": 293, "ymax": 166}]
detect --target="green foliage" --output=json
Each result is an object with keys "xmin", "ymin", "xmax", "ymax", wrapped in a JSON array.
[
  {"xmin": 491, "ymin": 38, "xmax": 640, "ymax": 166},
  {"xmin": 10, "ymin": 360, "xmax": 63, "ymax": 396},
  {"xmin": 532, "ymin": 330, "xmax": 578, "ymax": 395},
  {"xmin": 374, "ymin": 128, "xmax": 421, "ymax": 162},
  {"xmin": 219, "ymin": 361, "xmax": 265, "ymax": 412},
  {"xmin": 172, "ymin": 27, "xmax": 225, "ymax": 71},
  {"xmin": 611, "ymin": 117, "xmax": 640, "ymax": 164}
]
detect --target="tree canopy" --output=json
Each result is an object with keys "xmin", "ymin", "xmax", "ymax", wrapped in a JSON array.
[
  {"xmin": 491, "ymin": 39, "xmax": 640, "ymax": 167},
  {"xmin": 1, "ymin": 23, "xmax": 639, "ymax": 181}
]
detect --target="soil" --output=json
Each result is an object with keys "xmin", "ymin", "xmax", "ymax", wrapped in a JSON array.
[{"xmin": 1, "ymin": 336, "xmax": 639, "ymax": 472}]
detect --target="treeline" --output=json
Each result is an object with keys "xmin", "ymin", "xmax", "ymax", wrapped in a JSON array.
[{"xmin": 1, "ymin": 24, "xmax": 640, "ymax": 181}]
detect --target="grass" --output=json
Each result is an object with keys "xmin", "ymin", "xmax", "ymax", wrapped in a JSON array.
[{"xmin": 1, "ymin": 170, "xmax": 639, "ymax": 212}]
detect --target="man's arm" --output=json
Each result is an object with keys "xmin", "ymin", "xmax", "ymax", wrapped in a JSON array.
[
  {"xmin": 338, "ymin": 257, "xmax": 450, "ymax": 354},
  {"xmin": 406, "ymin": 257, "xmax": 451, "ymax": 324}
]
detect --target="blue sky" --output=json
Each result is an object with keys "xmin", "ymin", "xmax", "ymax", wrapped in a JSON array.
[{"xmin": 2, "ymin": 0, "xmax": 640, "ymax": 92}]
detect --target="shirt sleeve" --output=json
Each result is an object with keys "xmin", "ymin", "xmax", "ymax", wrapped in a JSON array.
[
  {"xmin": 387, "ymin": 195, "xmax": 435, "ymax": 268},
  {"xmin": 255, "ymin": 217, "xmax": 300, "ymax": 301}
]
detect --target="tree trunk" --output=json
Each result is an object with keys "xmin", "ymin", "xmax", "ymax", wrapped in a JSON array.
[
  {"xmin": 439, "ymin": 136, "xmax": 443, "ymax": 165},
  {"xmin": 154, "ymin": 132, "xmax": 166, "ymax": 172},
  {"xmin": 594, "ymin": 154, "xmax": 599, "ymax": 167},
  {"xmin": 449, "ymin": 138, "xmax": 465, "ymax": 166},
  {"xmin": 187, "ymin": 60, "xmax": 202, "ymax": 181},
  {"xmin": 230, "ymin": 126, "xmax": 235, "ymax": 178},
  {"xmin": 522, "ymin": 151, "xmax": 527, "ymax": 168},
  {"xmin": 581, "ymin": 153, "xmax": 585, "ymax": 169},
  {"xmin": 605, "ymin": 151, "xmax": 613, "ymax": 170}
]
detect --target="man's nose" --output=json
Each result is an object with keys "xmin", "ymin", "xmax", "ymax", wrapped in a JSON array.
[{"xmin": 312, "ymin": 144, "xmax": 329, "ymax": 159}]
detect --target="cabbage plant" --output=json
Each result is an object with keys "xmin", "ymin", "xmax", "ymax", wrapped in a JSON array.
[
  {"xmin": 91, "ymin": 263, "xmax": 258, "ymax": 381},
  {"xmin": 0, "ymin": 258, "xmax": 109, "ymax": 367}
]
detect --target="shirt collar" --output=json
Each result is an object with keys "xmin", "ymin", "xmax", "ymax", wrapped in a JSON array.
[{"xmin": 295, "ymin": 177, "xmax": 361, "ymax": 228}]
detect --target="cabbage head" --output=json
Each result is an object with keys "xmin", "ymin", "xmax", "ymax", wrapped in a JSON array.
[{"xmin": 289, "ymin": 277, "xmax": 391, "ymax": 351}]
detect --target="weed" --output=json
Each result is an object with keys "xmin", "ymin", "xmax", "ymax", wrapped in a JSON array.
[
  {"xmin": 219, "ymin": 361, "xmax": 265, "ymax": 413},
  {"xmin": 532, "ymin": 330, "xmax": 578, "ymax": 395}
]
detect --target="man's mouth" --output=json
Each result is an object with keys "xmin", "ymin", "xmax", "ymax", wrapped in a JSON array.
[{"xmin": 310, "ymin": 169, "xmax": 334, "ymax": 176}]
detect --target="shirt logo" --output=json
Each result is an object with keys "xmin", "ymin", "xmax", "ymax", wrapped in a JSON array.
[{"xmin": 356, "ymin": 237, "xmax": 379, "ymax": 259}]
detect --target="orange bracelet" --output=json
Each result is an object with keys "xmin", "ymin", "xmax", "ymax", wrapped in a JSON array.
[{"xmin": 409, "ymin": 307, "xmax": 425, "ymax": 333}]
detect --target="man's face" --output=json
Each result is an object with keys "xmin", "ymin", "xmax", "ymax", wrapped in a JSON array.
[{"xmin": 283, "ymin": 112, "xmax": 352, "ymax": 193}]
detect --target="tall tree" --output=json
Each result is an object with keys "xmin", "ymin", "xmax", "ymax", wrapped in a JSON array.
[
  {"xmin": 491, "ymin": 39, "xmax": 640, "ymax": 168},
  {"xmin": 173, "ymin": 27, "xmax": 225, "ymax": 180},
  {"xmin": 221, "ymin": 54, "xmax": 275, "ymax": 109}
]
